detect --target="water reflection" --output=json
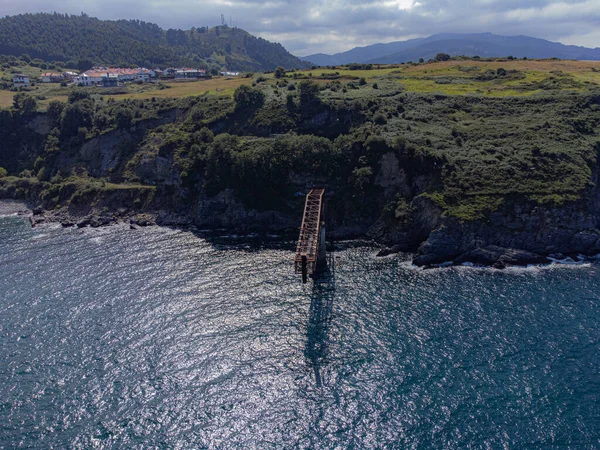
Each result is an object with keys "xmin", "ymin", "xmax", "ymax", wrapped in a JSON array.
[{"xmin": 305, "ymin": 254, "xmax": 336, "ymax": 387}]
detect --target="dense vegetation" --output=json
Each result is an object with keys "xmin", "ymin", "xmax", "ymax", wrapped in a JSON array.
[
  {"xmin": 0, "ymin": 13, "xmax": 309, "ymax": 71},
  {"xmin": 1, "ymin": 60, "xmax": 599, "ymax": 236}
]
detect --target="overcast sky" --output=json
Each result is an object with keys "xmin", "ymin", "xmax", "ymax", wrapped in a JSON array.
[{"xmin": 3, "ymin": 0, "xmax": 600, "ymax": 55}]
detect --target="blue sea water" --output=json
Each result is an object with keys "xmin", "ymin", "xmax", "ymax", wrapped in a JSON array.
[{"xmin": 1, "ymin": 209, "xmax": 600, "ymax": 449}]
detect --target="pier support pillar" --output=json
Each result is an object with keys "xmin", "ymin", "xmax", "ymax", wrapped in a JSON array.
[
  {"xmin": 301, "ymin": 255, "xmax": 308, "ymax": 284},
  {"xmin": 316, "ymin": 223, "xmax": 327, "ymax": 273}
]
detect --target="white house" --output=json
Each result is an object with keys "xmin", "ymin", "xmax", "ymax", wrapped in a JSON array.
[
  {"xmin": 76, "ymin": 71, "xmax": 106, "ymax": 86},
  {"xmin": 12, "ymin": 74, "xmax": 30, "ymax": 84},
  {"xmin": 175, "ymin": 69, "xmax": 207, "ymax": 79},
  {"xmin": 41, "ymin": 73, "xmax": 63, "ymax": 83},
  {"xmin": 74, "ymin": 67, "xmax": 155, "ymax": 86}
]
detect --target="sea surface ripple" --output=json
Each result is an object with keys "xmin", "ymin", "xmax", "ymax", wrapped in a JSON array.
[{"xmin": 1, "ymin": 214, "xmax": 599, "ymax": 449}]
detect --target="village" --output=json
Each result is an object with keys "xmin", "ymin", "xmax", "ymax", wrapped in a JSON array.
[{"xmin": 11, "ymin": 67, "xmax": 240, "ymax": 87}]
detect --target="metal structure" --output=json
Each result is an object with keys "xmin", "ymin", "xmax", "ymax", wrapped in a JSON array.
[{"xmin": 295, "ymin": 188, "xmax": 326, "ymax": 282}]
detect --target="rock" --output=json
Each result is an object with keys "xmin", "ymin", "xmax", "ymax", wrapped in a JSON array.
[
  {"xmin": 454, "ymin": 246, "xmax": 549, "ymax": 267},
  {"xmin": 89, "ymin": 216, "xmax": 113, "ymax": 228},
  {"xmin": 130, "ymin": 214, "xmax": 156, "ymax": 227},
  {"xmin": 76, "ymin": 218, "xmax": 90, "ymax": 228},
  {"xmin": 376, "ymin": 245, "xmax": 403, "ymax": 257},
  {"xmin": 29, "ymin": 215, "xmax": 46, "ymax": 228}
]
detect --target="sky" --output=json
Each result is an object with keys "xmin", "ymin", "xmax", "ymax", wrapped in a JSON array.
[{"xmin": 3, "ymin": 0, "xmax": 600, "ymax": 56}]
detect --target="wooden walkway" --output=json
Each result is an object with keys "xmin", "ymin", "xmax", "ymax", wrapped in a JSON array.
[{"xmin": 295, "ymin": 188, "xmax": 325, "ymax": 276}]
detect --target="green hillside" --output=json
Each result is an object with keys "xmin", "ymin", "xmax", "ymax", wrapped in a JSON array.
[{"xmin": 0, "ymin": 13, "xmax": 309, "ymax": 71}]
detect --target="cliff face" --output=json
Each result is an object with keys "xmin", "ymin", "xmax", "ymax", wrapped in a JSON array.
[
  {"xmin": 4, "ymin": 118, "xmax": 600, "ymax": 267},
  {"xmin": 414, "ymin": 200, "xmax": 600, "ymax": 266},
  {"xmin": 2, "ymin": 87, "xmax": 600, "ymax": 267}
]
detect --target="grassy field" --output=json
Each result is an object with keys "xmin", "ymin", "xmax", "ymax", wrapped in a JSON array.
[
  {"xmin": 1, "ymin": 59, "xmax": 600, "ymax": 109},
  {"xmin": 293, "ymin": 59, "xmax": 600, "ymax": 97},
  {"xmin": 0, "ymin": 77, "xmax": 254, "ymax": 109}
]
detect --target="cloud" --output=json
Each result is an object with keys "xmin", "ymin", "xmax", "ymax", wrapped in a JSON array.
[{"xmin": 3, "ymin": 0, "xmax": 600, "ymax": 55}]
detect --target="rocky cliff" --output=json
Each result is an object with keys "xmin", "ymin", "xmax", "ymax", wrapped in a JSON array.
[{"xmin": 2, "ymin": 86, "xmax": 600, "ymax": 267}]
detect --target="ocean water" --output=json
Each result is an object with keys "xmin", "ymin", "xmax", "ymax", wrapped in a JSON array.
[{"xmin": 1, "ymin": 211, "xmax": 600, "ymax": 449}]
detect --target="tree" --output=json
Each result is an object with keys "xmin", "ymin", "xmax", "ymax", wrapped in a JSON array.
[
  {"xmin": 76, "ymin": 59, "xmax": 94, "ymax": 72},
  {"xmin": 12, "ymin": 93, "xmax": 37, "ymax": 117},
  {"xmin": 434, "ymin": 53, "xmax": 451, "ymax": 62},
  {"xmin": 115, "ymin": 107, "xmax": 134, "ymax": 128},
  {"xmin": 204, "ymin": 133, "xmax": 239, "ymax": 193},
  {"xmin": 47, "ymin": 100, "xmax": 64, "ymax": 125},
  {"xmin": 298, "ymin": 80, "xmax": 320, "ymax": 109},
  {"xmin": 233, "ymin": 85, "xmax": 265, "ymax": 112},
  {"xmin": 61, "ymin": 101, "xmax": 93, "ymax": 137},
  {"xmin": 274, "ymin": 66, "xmax": 285, "ymax": 79},
  {"xmin": 0, "ymin": 167, "xmax": 7, "ymax": 177},
  {"xmin": 418, "ymin": 58, "xmax": 424, "ymax": 64},
  {"xmin": 350, "ymin": 166, "xmax": 373, "ymax": 192},
  {"xmin": 68, "ymin": 90, "xmax": 91, "ymax": 103},
  {"xmin": 44, "ymin": 128, "xmax": 61, "ymax": 153}
]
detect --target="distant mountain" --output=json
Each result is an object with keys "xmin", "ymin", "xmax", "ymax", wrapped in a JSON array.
[
  {"xmin": 301, "ymin": 33, "xmax": 600, "ymax": 66},
  {"xmin": 0, "ymin": 13, "xmax": 309, "ymax": 71},
  {"xmin": 300, "ymin": 38, "xmax": 426, "ymax": 66}
]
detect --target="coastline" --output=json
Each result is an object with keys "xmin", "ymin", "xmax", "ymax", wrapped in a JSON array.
[{"xmin": 3, "ymin": 199, "xmax": 598, "ymax": 270}]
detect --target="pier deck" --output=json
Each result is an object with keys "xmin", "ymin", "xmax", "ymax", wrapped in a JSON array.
[{"xmin": 295, "ymin": 188, "xmax": 325, "ymax": 277}]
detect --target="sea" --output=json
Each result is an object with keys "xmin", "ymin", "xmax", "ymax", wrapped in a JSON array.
[{"xmin": 1, "ymin": 202, "xmax": 599, "ymax": 449}]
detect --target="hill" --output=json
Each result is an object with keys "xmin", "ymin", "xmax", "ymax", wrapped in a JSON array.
[
  {"xmin": 301, "ymin": 33, "xmax": 600, "ymax": 66},
  {"xmin": 0, "ymin": 13, "xmax": 308, "ymax": 71}
]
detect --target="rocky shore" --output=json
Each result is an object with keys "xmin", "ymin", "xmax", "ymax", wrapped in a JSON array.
[{"xmin": 8, "ymin": 197, "xmax": 598, "ymax": 270}]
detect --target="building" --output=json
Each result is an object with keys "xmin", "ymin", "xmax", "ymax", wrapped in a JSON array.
[
  {"xmin": 175, "ymin": 68, "xmax": 207, "ymax": 79},
  {"xmin": 63, "ymin": 71, "xmax": 79, "ymax": 79},
  {"xmin": 40, "ymin": 73, "xmax": 63, "ymax": 83},
  {"xmin": 74, "ymin": 67, "xmax": 155, "ymax": 86},
  {"xmin": 12, "ymin": 74, "xmax": 30, "ymax": 84},
  {"xmin": 221, "ymin": 71, "xmax": 240, "ymax": 77},
  {"xmin": 102, "ymin": 73, "xmax": 119, "ymax": 87},
  {"xmin": 163, "ymin": 68, "xmax": 178, "ymax": 78},
  {"xmin": 75, "ymin": 71, "xmax": 104, "ymax": 86}
]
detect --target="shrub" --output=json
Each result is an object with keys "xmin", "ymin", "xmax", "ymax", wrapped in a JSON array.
[
  {"xmin": 0, "ymin": 167, "xmax": 7, "ymax": 177},
  {"xmin": 373, "ymin": 113, "xmax": 387, "ymax": 125},
  {"xmin": 274, "ymin": 66, "xmax": 285, "ymax": 78},
  {"xmin": 12, "ymin": 92, "xmax": 37, "ymax": 116},
  {"xmin": 68, "ymin": 90, "xmax": 91, "ymax": 103},
  {"xmin": 358, "ymin": 77, "xmax": 367, "ymax": 86}
]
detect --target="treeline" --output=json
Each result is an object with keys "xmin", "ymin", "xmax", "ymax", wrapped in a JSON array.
[
  {"xmin": 0, "ymin": 13, "xmax": 308, "ymax": 71},
  {"xmin": 0, "ymin": 83, "xmax": 443, "ymax": 220}
]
